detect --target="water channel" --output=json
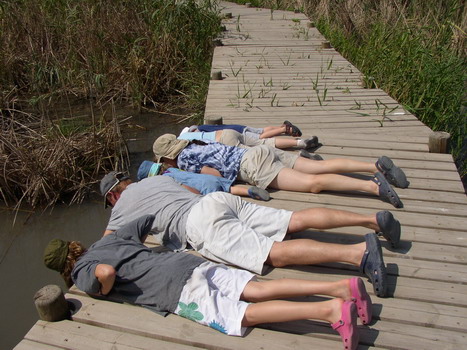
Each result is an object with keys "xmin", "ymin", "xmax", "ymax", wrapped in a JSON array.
[{"xmin": 0, "ymin": 111, "xmax": 187, "ymax": 349}]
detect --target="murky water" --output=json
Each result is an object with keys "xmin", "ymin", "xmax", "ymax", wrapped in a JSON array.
[{"xmin": 0, "ymin": 111, "xmax": 187, "ymax": 349}]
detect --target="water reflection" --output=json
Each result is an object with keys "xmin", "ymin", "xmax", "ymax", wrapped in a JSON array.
[{"xmin": 0, "ymin": 111, "xmax": 188, "ymax": 349}]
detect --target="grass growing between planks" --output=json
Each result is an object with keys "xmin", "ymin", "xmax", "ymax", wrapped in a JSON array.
[
  {"xmin": 229, "ymin": 0, "xmax": 467, "ymax": 177},
  {"xmin": 0, "ymin": 0, "xmax": 222, "ymax": 208}
]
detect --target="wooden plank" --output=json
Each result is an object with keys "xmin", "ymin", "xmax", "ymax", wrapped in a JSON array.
[
  {"xmin": 13, "ymin": 340, "xmax": 63, "ymax": 350},
  {"xmin": 68, "ymin": 293, "xmax": 344, "ymax": 350},
  {"xmin": 23, "ymin": 320, "xmax": 195, "ymax": 350}
]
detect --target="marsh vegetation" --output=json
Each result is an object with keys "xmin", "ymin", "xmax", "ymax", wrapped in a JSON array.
[{"xmin": 0, "ymin": 0, "xmax": 221, "ymax": 208}]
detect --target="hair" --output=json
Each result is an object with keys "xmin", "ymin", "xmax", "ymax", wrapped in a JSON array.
[
  {"xmin": 61, "ymin": 241, "xmax": 87, "ymax": 288},
  {"xmin": 114, "ymin": 179, "xmax": 132, "ymax": 193},
  {"xmin": 190, "ymin": 140, "xmax": 208, "ymax": 146}
]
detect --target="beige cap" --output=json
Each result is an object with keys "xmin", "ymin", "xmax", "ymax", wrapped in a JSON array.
[{"xmin": 152, "ymin": 134, "xmax": 189, "ymax": 162}]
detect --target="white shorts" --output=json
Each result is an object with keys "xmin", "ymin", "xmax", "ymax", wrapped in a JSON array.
[
  {"xmin": 175, "ymin": 261, "xmax": 255, "ymax": 336},
  {"xmin": 186, "ymin": 192, "xmax": 292, "ymax": 274}
]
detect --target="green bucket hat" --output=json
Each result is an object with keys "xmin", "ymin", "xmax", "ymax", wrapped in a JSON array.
[{"xmin": 43, "ymin": 239, "xmax": 69, "ymax": 273}]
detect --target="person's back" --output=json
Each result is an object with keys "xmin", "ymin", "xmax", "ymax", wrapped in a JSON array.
[
  {"xmin": 107, "ymin": 176, "xmax": 201, "ymax": 250},
  {"xmin": 73, "ymin": 215, "xmax": 205, "ymax": 313}
]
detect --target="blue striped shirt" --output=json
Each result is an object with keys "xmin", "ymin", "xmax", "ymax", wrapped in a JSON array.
[{"xmin": 177, "ymin": 142, "xmax": 247, "ymax": 180}]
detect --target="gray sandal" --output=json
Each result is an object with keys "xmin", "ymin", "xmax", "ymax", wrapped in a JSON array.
[
  {"xmin": 376, "ymin": 210, "xmax": 401, "ymax": 248},
  {"xmin": 372, "ymin": 172, "xmax": 403, "ymax": 208},
  {"xmin": 376, "ymin": 156, "xmax": 410, "ymax": 189},
  {"xmin": 360, "ymin": 233, "xmax": 388, "ymax": 297}
]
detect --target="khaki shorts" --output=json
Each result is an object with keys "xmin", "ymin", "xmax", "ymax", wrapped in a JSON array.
[
  {"xmin": 185, "ymin": 192, "xmax": 292, "ymax": 274},
  {"xmin": 218, "ymin": 129, "xmax": 275, "ymax": 148},
  {"xmin": 238, "ymin": 145, "xmax": 298, "ymax": 189}
]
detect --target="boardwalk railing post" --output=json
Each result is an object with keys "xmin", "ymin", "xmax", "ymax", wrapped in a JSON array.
[
  {"xmin": 211, "ymin": 71, "xmax": 223, "ymax": 80},
  {"xmin": 321, "ymin": 41, "xmax": 331, "ymax": 49},
  {"xmin": 307, "ymin": 21, "xmax": 315, "ymax": 28},
  {"xmin": 428, "ymin": 131, "xmax": 451, "ymax": 153},
  {"xmin": 204, "ymin": 116, "xmax": 223, "ymax": 125},
  {"xmin": 34, "ymin": 285, "xmax": 70, "ymax": 322}
]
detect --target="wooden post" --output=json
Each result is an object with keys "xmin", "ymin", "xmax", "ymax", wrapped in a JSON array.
[
  {"xmin": 321, "ymin": 41, "xmax": 331, "ymax": 49},
  {"xmin": 211, "ymin": 71, "xmax": 223, "ymax": 80},
  {"xmin": 212, "ymin": 39, "xmax": 223, "ymax": 47},
  {"xmin": 34, "ymin": 285, "xmax": 70, "ymax": 322},
  {"xmin": 307, "ymin": 21, "xmax": 315, "ymax": 28},
  {"xmin": 204, "ymin": 116, "xmax": 223, "ymax": 125},
  {"xmin": 245, "ymin": 3, "xmax": 251, "ymax": 8},
  {"xmin": 429, "ymin": 131, "xmax": 451, "ymax": 153},
  {"xmin": 224, "ymin": 13, "xmax": 233, "ymax": 19}
]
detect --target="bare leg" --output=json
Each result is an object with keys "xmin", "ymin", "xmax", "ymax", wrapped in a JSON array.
[
  {"xmin": 266, "ymin": 239, "xmax": 366, "ymax": 267},
  {"xmin": 269, "ymin": 168, "xmax": 379, "ymax": 195},
  {"xmin": 273, "ymin": 138, "xmax": 300, "ymax": 149},
  {"xmin": 241, "ymin": 278, "xmax": 352, "ymax": 302},
  {"xmin": 230, "ymin": 186, "xmax": 249, "ymax": 197},
  {"xmin": 287, "ymin": 207, "xmax": 380, "ymax": 233},
  {"xmin": 242, "ymin": 298, "xmax": 343, "ymax": 326},
  {"xmin": 293, "ymin": 157, "xmax": 377, "ymax": 174},
  {"xmin": 260, "ymin": 125, "xmax": 287, "ymax": 138}
]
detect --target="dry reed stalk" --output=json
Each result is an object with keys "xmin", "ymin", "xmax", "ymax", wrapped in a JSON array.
[{"xmin": 0, "ymin": 109, "xmax": 128, "ymax": 209}]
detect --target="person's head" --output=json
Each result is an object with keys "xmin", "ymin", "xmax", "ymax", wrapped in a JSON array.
[
  {"xmin": 137, "ymin": 161, "xmax": 162, "ymax": 181},
  {"xmin": 43, "ymin": 239, "xmax": 87, "ymax": 288},
  {"xmin": 152, "ymin": 133, "xmax": 189, "ymax": 163},
  {"xmin": 100, "ymin": 171, "xmax": 132, "ymax": 208}
]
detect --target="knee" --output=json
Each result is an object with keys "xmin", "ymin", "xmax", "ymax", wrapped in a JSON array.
[
  {"xmin": 307, "ymin": 174, "xmax": 323, "ymax": 193},
  {"xmin": 266, "ymin": 243, "xmax": 289, "ymax": 268}
]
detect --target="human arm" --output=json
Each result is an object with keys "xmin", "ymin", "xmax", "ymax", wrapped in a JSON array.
[
  {"xmin": 95, "ymin": 264, "xmax": 116, "ymax": 295},
  {"xmin": 181, "ymin": 184, "xmax": 201, "ymax": 194},
  {"xmin": 103, "ymin": 230, "xmax": 114, "ymax": 236},
  {"xmin": 200, "ymin": 166, "xmax": 222, "ymax": 177}
]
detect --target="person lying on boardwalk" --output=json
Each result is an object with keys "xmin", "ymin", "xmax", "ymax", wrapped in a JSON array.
[
  {"xmin": 152, "ymin": 134, "xmax": 410, "ymax": 208},
  {"xmin": 44, "ymin": 215, "xmax": 372, "ymax": 350},
  {"xmin": 101, "ymin": 172, "xmax": 402, "ymax": 297},
  {"xmin": 137, "ymin": 160, "xmax": 270, "ymax": 201},
  {"xmin": 180, "ymin": 122, "xmax": 321, "ymax": 156},
  {"xmin": 193, "ymin": 120, "xmax": 304, "ymax": 139}
]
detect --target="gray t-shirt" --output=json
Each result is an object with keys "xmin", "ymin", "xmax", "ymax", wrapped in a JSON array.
[
  {"xmin": 72, "ymin": 215, "xmax": 205, "ymax": 314},
  {"xmin": 107, "ymin": 176, "xmax": 201, "ymax": 250}
]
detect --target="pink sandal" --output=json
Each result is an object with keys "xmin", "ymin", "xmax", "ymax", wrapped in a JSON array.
[
  {"xmin": 332, "ymin": 301, "xmax": 359, "ymax": 350},
  {"xmin": 350, "ymin": 277, "xmax": 373, "ymax": 325}
]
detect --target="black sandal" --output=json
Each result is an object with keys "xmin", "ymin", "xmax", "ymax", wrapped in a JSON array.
[
  {"xmin": 360, "ymin": 233, "xmax": 388, "ymax": 297},
  {"xmin": 283, "ymin": 120, "xmax": 302, "ymax": 137},
  {"xmin": 372, "ymin": 172, "xmax": 403, "ymax": 208}
]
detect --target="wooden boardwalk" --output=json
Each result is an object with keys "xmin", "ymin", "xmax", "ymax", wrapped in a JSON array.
[{"xmin": 16, "ymin": 2, "xmax": 467, "ymax": 349}]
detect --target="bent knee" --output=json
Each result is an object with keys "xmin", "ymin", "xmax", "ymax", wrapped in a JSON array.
[{"xmin": 306, "ymin": 174, "xmax": 324, "ymax": 193}]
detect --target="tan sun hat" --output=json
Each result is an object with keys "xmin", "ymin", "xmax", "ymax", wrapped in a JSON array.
[{"xmin": 153, "ymin": 134, "xmax": 189, "ymax": 162}]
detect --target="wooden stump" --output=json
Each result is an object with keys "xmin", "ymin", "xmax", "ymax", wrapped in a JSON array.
[
  {"xmin": 211, "ymin": 71, "xmax": 223, "ymax": 80},
  {"xmin": 34, "ymin": 285, "xmax": 70, "ymax": 322},
  {"xmin": 429, "ymin": 131, "xmax": 451, "ymax": 153},
  {"xmin": 212, "ymin": 39, "xmax": 223, "ymax": 47},
  {"xmin": 204, "ymin": 116, "xmax": 223, "ymax": 125}
]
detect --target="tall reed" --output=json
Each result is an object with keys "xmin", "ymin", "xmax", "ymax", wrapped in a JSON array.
[
  {"xmin": 0, "ymin": 0, "xmax": 221, "ymax": 208},
  {"xmin": 0, "ymin": 0, "xmax": 221, "ymax": 109}
]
